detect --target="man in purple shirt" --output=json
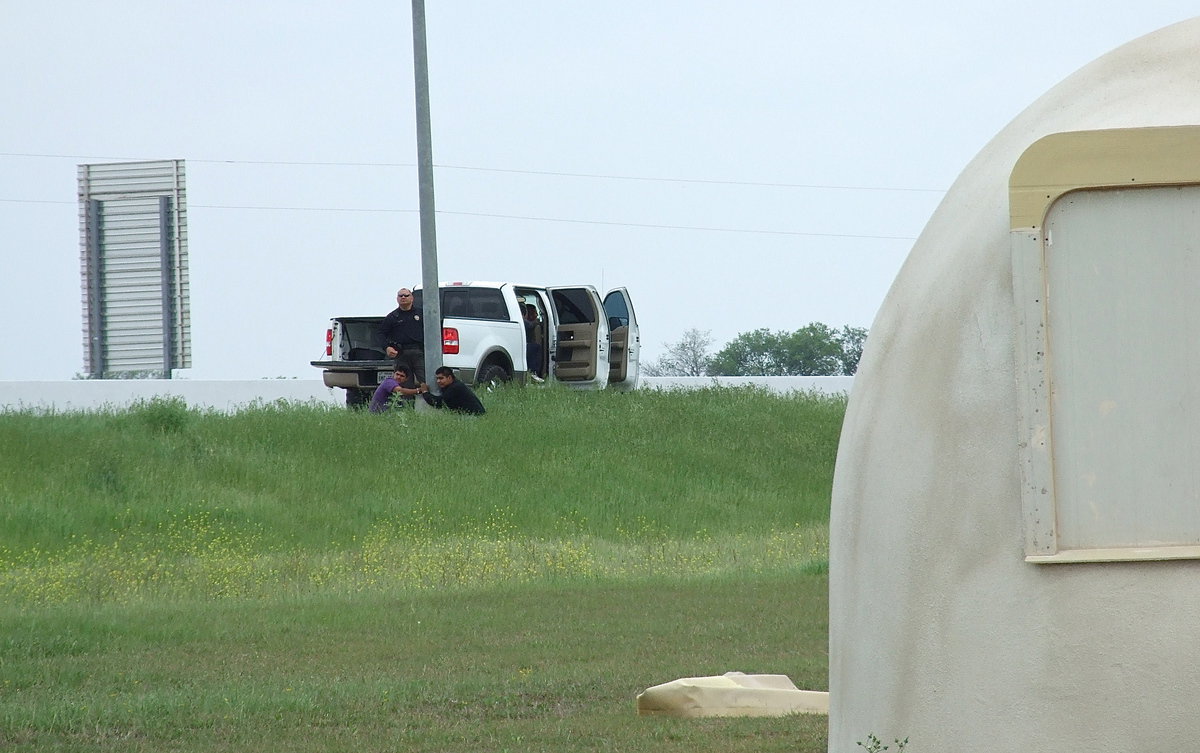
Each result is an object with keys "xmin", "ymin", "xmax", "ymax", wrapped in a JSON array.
[{"xmin": 369, "ymin": 364, "xmax": 420, "ymax": 413}]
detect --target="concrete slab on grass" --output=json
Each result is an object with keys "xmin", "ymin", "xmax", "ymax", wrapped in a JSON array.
[{"xmin": 636, "ymin": 671, "xmax": 829, "ymax": 717}]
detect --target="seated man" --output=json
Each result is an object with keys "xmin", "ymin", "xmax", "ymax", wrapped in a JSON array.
[
  {"xmin": 369, "ymin": 363, "xmax": 421, "ymax": 413},
  {"xmin": 417, "ymin": 366, "xmax": 486, "ymax": 415}
]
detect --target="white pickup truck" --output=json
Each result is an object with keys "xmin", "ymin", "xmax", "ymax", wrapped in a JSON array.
[{"xmin": 312, "ymin": 281, "xmax": 640, "ymax": 406}]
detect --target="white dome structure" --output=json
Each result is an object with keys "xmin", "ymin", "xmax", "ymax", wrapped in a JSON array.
[{"xmin": 830, "ymin": 18, "xmax": 1200, "ymax": 752}]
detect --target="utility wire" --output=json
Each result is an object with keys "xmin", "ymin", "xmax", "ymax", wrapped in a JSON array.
[
  {"xmin": 0, "ymin": 151, "xmax": 947, "ymax": 194},
  {"xmin": 0, "ymin": 197, "xmax": 915, "ymax": 240},
  {"xmin": 193, "ymin": 203, "xmax": 418, "ymax": 214},
  {"xmin": 436, "ymin": 163, "xmax": 944, "ymax": 193},
  {"xmin": 439, "ymin": 209, "xmax": 916, "ymax": 240},
  {"xmin": 1, "ymin": 150, "xmax": 932, "ymax": 239}
]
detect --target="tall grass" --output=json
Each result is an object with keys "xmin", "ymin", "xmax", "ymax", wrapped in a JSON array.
[
  {"xmin": 0, "ymin": 387, "xmax": 842, "ymax": 605},
  {"xmin": 0, "ymin": 387, "xmax": 842, "ymax": 752}
]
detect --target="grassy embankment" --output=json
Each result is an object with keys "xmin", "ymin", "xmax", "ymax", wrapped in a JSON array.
[{"xmin": 0, "ymin": 386, "xmax": 843, "ymax": 752}]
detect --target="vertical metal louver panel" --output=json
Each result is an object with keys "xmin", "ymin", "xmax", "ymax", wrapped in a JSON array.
[{"xmin": 79, "ymin": 160, "xmax": 189, "ymax": 377}]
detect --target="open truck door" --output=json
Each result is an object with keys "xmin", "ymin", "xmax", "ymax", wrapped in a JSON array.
[
  {"xmin": 547, "ymin": 286, "xmax": 609, "ymax": 389},
  {"xmin": 603, "ymin": 287, "xmax": 640, "ymax": 391}
]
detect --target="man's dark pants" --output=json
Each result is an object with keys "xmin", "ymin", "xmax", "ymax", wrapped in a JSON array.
[{"xmin": 397, "ymin": 348, "xmax": 425, "ymax": 384}]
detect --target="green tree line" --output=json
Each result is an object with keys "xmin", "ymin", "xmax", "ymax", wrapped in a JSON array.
[{"xmin": 645, "ymin": 324, "xmax": 866, "ymax": 377}]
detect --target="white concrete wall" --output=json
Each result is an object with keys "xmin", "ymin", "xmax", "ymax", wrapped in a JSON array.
[
  {"xmin": 641, "ymin": 376, "xmax": 852, "ymax": 394},
  {"xmin": 829, "ymin": 18, "xmax": 1200, "ymax": 753},
  {"xmin": 0, "ymin": 380, "xmax": 343, "ymax": 413},
  {"xmin": 0, "ymin": 376, "xmax": 850, "ymax": 413}
]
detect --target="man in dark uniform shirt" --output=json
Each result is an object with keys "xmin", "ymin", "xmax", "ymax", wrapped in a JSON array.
[
  {"xmin": 418, "ymin": 366, "xmax": 486, "ymax": 415},
  {"xmin": 378, "ymin": 287, "xmax": 425, "ymax": 383}
]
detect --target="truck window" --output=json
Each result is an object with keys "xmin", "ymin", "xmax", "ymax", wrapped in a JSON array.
[
  {"xmin": 552, "ymin": 289, "xmax": 595, "ymax": 324},
  {"xmin": 603, "ymin": 291, "xmax": 630, "ymax": 329},
  {"xmin": 430, "ymin": 288, "xmax": 508, "ymax": 320},
  {"xmin": 468, "ymin": 289, "xmax": 509, "ymax": 320},
  {"xmin": 442, "ymin": 289, "xmax": 469, "ymax": 317}
]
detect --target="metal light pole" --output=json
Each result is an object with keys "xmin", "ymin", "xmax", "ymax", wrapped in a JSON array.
[{"xmin": 411, "ymin": 0, "xmax": 442, "ymax": 393}]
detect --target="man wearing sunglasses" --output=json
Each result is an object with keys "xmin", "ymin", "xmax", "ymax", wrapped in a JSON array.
[{"xmin": 378, "ymin": 287, "xmax": 425, "ymax": 383}]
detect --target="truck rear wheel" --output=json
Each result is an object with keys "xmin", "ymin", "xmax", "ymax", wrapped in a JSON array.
[
  {"xmin": 475, "ymin": 363, "xmax": 511, "ymax": 391},
  {"xmin": 346, "ymin": 387, "xmax": 370, "ymax": 409}
]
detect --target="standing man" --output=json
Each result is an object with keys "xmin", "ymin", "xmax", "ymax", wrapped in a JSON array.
[
  {"xmin": 378, "ymin": 287, "xmax": 425, "ymax": 384},
  {"xmin": 417, "ymin": 366, "xmax": 486, "ymax": 415},
  {"xmin": 523, "ymin": 303, "xmax": 545, "ymax": 382}
]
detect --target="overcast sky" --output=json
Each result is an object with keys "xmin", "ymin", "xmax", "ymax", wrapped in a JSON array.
[{"xmin": 2, "ymin": 2, "xmax": 1197, "ymax": 380}]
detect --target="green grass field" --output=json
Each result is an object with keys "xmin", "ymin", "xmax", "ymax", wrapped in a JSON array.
[{"xmin": 0, "ymin": 386, "xmax": 842, "ymax": 752}]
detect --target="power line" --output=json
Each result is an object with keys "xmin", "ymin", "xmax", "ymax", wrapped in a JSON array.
[
  {"xmin": 0, "ymin": 197, "xmax": 415, "ymax": 213},
  {"xmin": 194, "ymin": 203, "xmax": 418, "ymax": 214},
  {"xmin": 439, "ymin": 209, "xmax": 916, "ymax": 240},
  {"xmin": 0, "ymin": 151, "xmax": 946, "ymax": 194},
  {"xmin": 0, "ymin": 196, "xmax": 915, "ymax": 241},
  {"xmin": 0, "ymin": 151, "xmax": 397, "ymax": 168},
  {"xmin": 438, "ymin": 163, "xmax": 944, "ymax": 193}
]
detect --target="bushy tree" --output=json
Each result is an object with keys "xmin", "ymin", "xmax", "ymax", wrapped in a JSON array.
[
  {"xmin": 835, "ymin": 325, "xmax": 868, "ymax": 375},
  {"xmin": 643, "ymin": 328, "xmax": 714, "ymax": 376},
  {"xmin": 707, "ymin": 323, "xmax": 868, "ymax": 376},
  {"xmin": 778, "ymin": 323, "xmax": 844, "ymax": 376},
  {"xmin": 706, "ymin": 329, "xmax": 784, "ymax": 376}
]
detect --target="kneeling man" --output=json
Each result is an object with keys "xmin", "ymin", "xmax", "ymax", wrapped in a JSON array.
[
  {"xmin": 418, "ymin": 366, "xmax": 486, "ymax": 416},
  {"xmin": 369, "ymin": 363, "xmax": 421, "ymax": 413}
]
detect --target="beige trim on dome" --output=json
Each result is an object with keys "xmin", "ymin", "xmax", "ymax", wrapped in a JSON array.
[{"xmin": 1009, "ymin": 125, "xmax": 1200, "ymax": 230}]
